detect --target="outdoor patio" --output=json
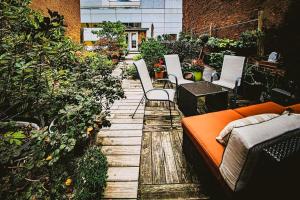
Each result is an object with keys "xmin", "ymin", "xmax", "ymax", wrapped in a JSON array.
[{"xmin": 1, "ymin": 1, "xmax": 300, "ymax": 200}]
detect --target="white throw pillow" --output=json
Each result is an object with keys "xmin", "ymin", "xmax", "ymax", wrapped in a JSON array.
[{"xmin": 216, "ymin": 113, "xmax": 280, "ymax": 145}]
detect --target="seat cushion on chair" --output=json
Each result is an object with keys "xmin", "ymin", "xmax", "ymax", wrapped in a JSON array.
[
  {"xmin": 146, "ymin": 89, "xmax": 175, "ymax": 102},
  {"xmin": 219, "ymin": 113, "xmax": 300, "ymax": 192},
  {"xmin": 182, "ymin": 110, "xmax": 243, "ymax": 167},
  {"xmin": 212, "ymin": 79, "xmax": 236, "ymax": 89},
  {"xmin": 234, "ymin": 102, "xmax": 285, "ymax": 117}
]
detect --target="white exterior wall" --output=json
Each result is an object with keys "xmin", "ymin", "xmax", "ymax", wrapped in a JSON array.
[{"xmin": 81, "ymin": 0, "xmax": 182, "ymax": 41}]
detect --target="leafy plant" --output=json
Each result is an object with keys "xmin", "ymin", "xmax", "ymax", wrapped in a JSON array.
[
  {"xmin": 133, "ymin": 54, "xmax": 142, "ymax": 61},
  {"xmin": 207, "ymin": 37, "xmax": 239, "ymax": 50},
  {"xmin": 74, "ymin": 146, "xmax": 108, "ymax": 200},
  {"xmin": 124, "ymin": 65, "xmax": 139, "ymax": 80},
  {"xmin": 207, "ymin": 50, "xmax": 235, "ymax": 69},
  {"xmin": 163, "ymin": 32, "xmax": 205, "ymax": 61},
  {"xmin": 237, "ymin": 30, "xmax": 264, "ymax": 48},
  {"xmin": 140, "ymin": 38, "xmax": 167, "ymax": 73},
  {"xmin": 0, "ymin": 1, "xmax": 123, "ymax": 199},
  {"xmin": 2, "ymin": 131, "xmax": 26, "ymax": 145},
  {"xmin": 92, "ymin": 21, "xmax": 127, "ymax": 59}
]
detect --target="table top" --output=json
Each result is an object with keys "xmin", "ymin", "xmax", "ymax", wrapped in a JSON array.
[{"xmin": 180, "ymin": 81, "xmax": 228, "ymax": 97}]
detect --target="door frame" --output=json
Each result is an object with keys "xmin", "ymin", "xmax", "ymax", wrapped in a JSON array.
[{"xmin": 128, "ymin": 32, "xmax": 138, "ymax": 51}]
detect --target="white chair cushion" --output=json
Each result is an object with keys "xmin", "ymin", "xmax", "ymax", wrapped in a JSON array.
[
  {"xmin": 213, "ymin": 79, "xmax": 236, "ymax": 89},
  {"xmin": 219, "ymin": 113, "xmax": 300, "ymax": 191},
  {"xmin": 216, "ymin": 113, "xmax": 280, "ymax": 145},
  {"xmin": 146, "ymin": 89, "xmax": 175, "ymax": 102}
]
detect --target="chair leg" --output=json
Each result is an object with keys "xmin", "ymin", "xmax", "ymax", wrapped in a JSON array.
[
  {"xmin": 168, "ymin": 101, "xmax": 173, "ymax": 128},
  {"xmin": 163, "ymin": 81, "xmax": 167, "ymax": 89},
  {"xmin": 232, "ymin": 87, "xmax": 238, "ymax": 108},
  {"xmin": 132, "ymin": 96, "xmax": 145, "ymax": 119}
]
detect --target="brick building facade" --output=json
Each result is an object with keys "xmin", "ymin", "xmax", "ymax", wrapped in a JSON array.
[
  {"xmin": 183, "ymin": 0, "xmax": 290, "ymax": 39},
  {"xmin": 30, "ymin": 0, "xmax": 81, "ymax": 43}
]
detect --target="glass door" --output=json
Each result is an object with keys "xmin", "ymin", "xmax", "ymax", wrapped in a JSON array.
[{"xmin": 128, "ymin": 32, "xmax": 138, "ymax": 51}]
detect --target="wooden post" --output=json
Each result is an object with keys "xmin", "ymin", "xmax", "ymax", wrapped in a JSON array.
[
  {"xmin": 257, "ymin": 10, "xmax": 264, "ymax": 57},
  {"xmin": 209, "ymin": 23, "xmax": 213, "ymax": 37}
]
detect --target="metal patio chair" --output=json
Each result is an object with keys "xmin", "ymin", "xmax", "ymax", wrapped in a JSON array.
[
  {"xmin": 164, "ymin": 54, "xmax": 194, "ymax": 88},
  {"xmin": 211, "ymin": 55, "xmax": 246, "ymax": 107},
  {"xmin": 132, "ymin": 59, "xmax": 176, "ymax": 127}
]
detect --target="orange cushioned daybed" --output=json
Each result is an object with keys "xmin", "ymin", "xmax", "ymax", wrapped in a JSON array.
[{"xmin": 181, "ymin": 101, "xmax": 300, "ymax": 198}]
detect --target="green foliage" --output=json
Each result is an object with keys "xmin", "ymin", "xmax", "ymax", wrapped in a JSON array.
[
  {"xmin": 92, "ymin": 21, "xmax": 127, "ymax": 59},
  {"xmin": 238, "ymin": 30, "xmax": 264, "ymax": 48},
  {"xmin": 162, "ymin": 32, "xmax": 208, "ymax": 62},
  {"xmin": 0, "ymin": 0, "xmax": 123, "ymax": 199},
  {"xmin": 207, "ymin": 30, "xmax": 263, "ymax": 50},
  {"xmin": 133, "ymin": 54, "xmax": 142, "ymax": 61},
  {"xmin": 124, "ymin": 65, "xmax": 139, "ymax": 80},
  {"xmin": 74, "ymin": 146, "xmax": 108, "ymax": 200},
  {"xmin": 2, "ymin": 131, "xmax": 26, "ymax": 145},
  {"xmin": 140, "ymin": 38, "xmax": 168, "ymax": 70},
  {"xmin": 207, "ymin": 50, "xmax": 235, "ymax": 69},
  {"xmin": 207, "ymin": 37, "xmax": 239, "ymax": 50}
]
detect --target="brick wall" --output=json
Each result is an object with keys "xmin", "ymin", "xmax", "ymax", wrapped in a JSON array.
[
  {"xmin": 30, "ymin": 0, "xmax": 81, "ymax": 43},
  {"xmin": 183, "ymin": 0, "xmax": 290, "ymax": 39}
]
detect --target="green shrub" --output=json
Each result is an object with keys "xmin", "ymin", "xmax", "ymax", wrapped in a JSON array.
[
  {"xmin": 74, "ymin": 146, "xmax": 108, "ymax": 200},
  {"xmin": 237, "ymin": 30, "xmax": 263, "ymax": 48},
  {"xmin": 0, "ymin": 1, "xmax": 123, "ymax": 199},
  {"xmin": 207, "ymin": 50, "xmax": 235, "ymax": 69},
  {"xmin": 163, "ymin": 32, "xmax": 207, "ymax": 62},
  {"xmin": 92, "ymin": 21, "xmax": 127, "ymax": 59},
  {"xmin": 133, "ymin": 54, "xmax": 142, "ymax": 61},
  {"xmin": 140, "ymin": 38, "xmax": 168, "ymax": 71},
  {"xmin": 124, "ymin": 65, "xmax": 139, "ymax": 80},
  {"xmin": 207, "ymin": 37, "xmax": 239, "ymax": 50}
]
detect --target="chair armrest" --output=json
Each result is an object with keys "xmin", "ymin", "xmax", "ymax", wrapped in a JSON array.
[
  {"xmin": 235, "ymin": 77, "xmax": 242, "ymax": 88},
  {"xmin": 211, "ymin": 72, "xmax": 220, "ymax": 82},
  {"xmin": 168, "ymin": 74, "xmax": 178, "ymax": 88},
  {"xmin": 153, "ymin": 78, "xmax": 172, "ymax": 83},
  {"xmin": 145, "ymin": 88, "xmax": 170, "ymax": 101}
]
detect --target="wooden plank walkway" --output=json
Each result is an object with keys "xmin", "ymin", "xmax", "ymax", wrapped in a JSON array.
[
  {"xmin": 97, "ymin": 62, "xmax": 145, "ymax": 199},
  {"xmin": 139, "ymin": 101, "xmax": 227, "ymax": 199}
]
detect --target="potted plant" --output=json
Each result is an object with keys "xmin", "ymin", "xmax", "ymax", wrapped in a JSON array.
[
  {"xmin": 191, "ymin": 59, "xmax": 205, "ymax": 81},
  {"xmin": 153, "ymin": 59, "xmax": 165, "ymax": 79}
]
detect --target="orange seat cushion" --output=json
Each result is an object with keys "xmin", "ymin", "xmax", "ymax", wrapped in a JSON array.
[
  {"xmin": 287, "ymin": 103, "xmax": 300, "ymax": 113},
  {"xmin": 182, "ymin": 110, "xmax": 243, "ymax": 167},
  {"xmin": 234, "ymin": 102, "xmax": 285, "ymax": 117}
]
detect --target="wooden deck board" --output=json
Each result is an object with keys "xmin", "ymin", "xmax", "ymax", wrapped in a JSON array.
[
  {"xmin": 103, "ymin": 182, "xmax": 138, "ymax": 199},
  {"xmin": 140, "ymin": 131, "xmax": 152, "ymax": 184},
  {"xmin": 98, "ymin": 137, "xmax": 141, "ymax": 146},
  {"xmin": 139, "ymin": 183, "xmax": 209, "ymax": 199},
  {"xmin": 139, "ymin": 100, "xmax": 212, "ymax": 199},
  {"xmin": 151, "ymin": 132, "xmax": 166, "ymax": 184},
  {"xmin": 98, "ymin": 130, "xmax": 142, "ymax": 137},
  {"xmin": 161, "ymin": 132, "xmax": 180, "ymax": 183},
  {"xmin": 98, "ymin": 68, "xmax": 144, "ymax": 199},
  {"xmin": 107, "ymin": 167, "xmax": 139, "ymax": 181},
  {"xmin": 106, "ymin": 155, "xmax": 140, "ymax": 167},
  {"xmin": 101, "ymin": 146, "xmax": 141, "ymax": 155}
]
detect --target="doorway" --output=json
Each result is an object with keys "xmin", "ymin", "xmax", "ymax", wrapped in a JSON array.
[{"xmin": 128, "ymin": 32, "xmax": 138, "ymax": 51}]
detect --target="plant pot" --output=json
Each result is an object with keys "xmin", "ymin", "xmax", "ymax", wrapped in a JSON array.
[
  {"xmin": 154, "ymin": 71, "xmax": 164, "ymax": 79},
  {"xmin": 193, "ymin": 71, "xmax": 203, "ymax": 81}
]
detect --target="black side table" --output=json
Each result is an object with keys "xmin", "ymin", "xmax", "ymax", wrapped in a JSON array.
[{"xmin": 178, "ymin": 81, "xmax": 228, "ymax": 116}]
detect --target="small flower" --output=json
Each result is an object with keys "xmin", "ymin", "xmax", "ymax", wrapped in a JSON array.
[
  {"xmin": 65, "ymin": 178, "xmax": 72, "ymax": 186},
  {"xmin": 86, "ymin": 127, "xmax": 93, "ymax": 136},
  {"xmin": 46, "ymin": 155, "xmax": 52, "ymax": 161}
]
